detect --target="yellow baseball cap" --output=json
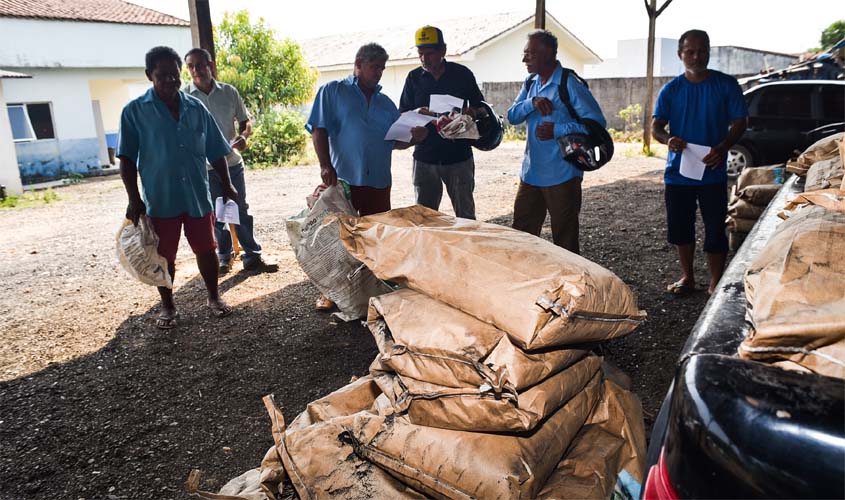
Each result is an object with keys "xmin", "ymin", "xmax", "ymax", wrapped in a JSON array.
[{"xmin": 415, "ymin": 26, "xmax": 445, "ymax": 48}]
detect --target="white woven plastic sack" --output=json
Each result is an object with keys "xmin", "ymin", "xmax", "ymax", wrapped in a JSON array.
[
  {"xmin": 116, "ymin": 216, "xmax": 173, "ymax": 288},
  {"xmin": 286, "ymin": 182, "xmax": 392, "ymax": 321}
]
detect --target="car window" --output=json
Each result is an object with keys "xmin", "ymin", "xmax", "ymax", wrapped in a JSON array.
[
  {"xmin": 819, "ymin": 86, "xmax": 845, "ymax": 122},
  {"xmin": 757, "ymin": 86, "xmax": 813, "ymax": 118}
]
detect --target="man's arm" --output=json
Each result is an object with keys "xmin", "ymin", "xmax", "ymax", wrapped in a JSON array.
[
  {"xmin": 507, "ymin": 83, "xmax": 535, "ymax": 125},
  {"xmin": 311, "ymin": 127, "xmax": 337, "ymax": 186},
  {"xmin": 119, "ymin": 156, "xmax": 145, "ymax": 225},
  {"xmin": 209, "ymin": 156, "xmax": 239, "ymax": 201},
  {"xmin": 652, "ymin": 118, "xmax": 687, "ymax": 153},
  {"xmin": 702, "ymin": 117, "xmax": 748, "ymax": 167},
  {"xmin": 232, "ymin": 119, "xmax": 252, "ymax": 150}
]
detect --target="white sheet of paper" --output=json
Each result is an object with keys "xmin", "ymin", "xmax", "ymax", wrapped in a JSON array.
[
  {"xmin": 215, "ymin": 197, "xmax": 240, "ymax": 226},
  {"xmin": 679, "ymin": 143, "xmax": 711, "ymax": 181},
  {"xmin": 384, "ymin": 111, "xmax": 436, "ymax": 142},
  {"xmin": 429, "ymin": 94, "xmax": 465, "ymax": 114}
]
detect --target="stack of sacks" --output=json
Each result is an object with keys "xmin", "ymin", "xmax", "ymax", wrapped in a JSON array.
[
  {"xmin": 778, "ymin": 136, "xmax": 845, "ymax": 219},
  {"xmin": 803, "ymin": 135, "xmax": 844, "ymax": 193},
  {"xmin": 197, "ymin": 206, "xmax": 648, "ymax": 500},
  {"xmin": 786, "ymin": 132, "xmax": 844, "ymax": 177},
  {"xmin": 726, "ymin": 164, "xmax": 784, "ymax": 249},
  {"xmin": 740, "ymin": 204, "xmax": 845, "ymax": 380}
]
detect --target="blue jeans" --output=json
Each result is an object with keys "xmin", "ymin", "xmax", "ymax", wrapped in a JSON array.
[
  {"xmin": 208, "ymin": 162, "xmax": 262, "ymax": 264},
  {"xmin": 412, "ymin": 157, "xmax": 476, "ymax": 219}
]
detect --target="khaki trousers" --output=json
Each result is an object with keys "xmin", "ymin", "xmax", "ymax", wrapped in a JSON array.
[{"xmin": 512, "ymin": 177, "xmax": 582, "ymax": 254}]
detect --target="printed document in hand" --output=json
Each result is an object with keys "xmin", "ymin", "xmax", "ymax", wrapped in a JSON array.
[
  {"xmin": 429, "ymin": 94, "xmax": 465, "ymax": 114},
  {"xmin": 215, "ymin": 197, "xmax": 240, "ymax": 226},
  {"xmin": 679, "ymin": 143, "xmax": 711, "ymax": 181},
  {"xmin": 385, "ymin": 111, "xmax": 436, "ymax": 142}
]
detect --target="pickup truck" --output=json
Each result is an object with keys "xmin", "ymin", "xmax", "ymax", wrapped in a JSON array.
[{"xmin": 642, "ymin": 176, "xmax": 845, "ymax": 499}]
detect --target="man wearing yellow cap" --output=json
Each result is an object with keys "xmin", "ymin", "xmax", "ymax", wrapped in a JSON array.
[{"xmin": 400, "ymin": 26, "xmax": 485, "ymax": 220}]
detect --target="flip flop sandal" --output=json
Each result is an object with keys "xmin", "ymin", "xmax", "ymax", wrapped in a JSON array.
[
  {"xmin": 208, "ymin": 303, "xmax": 234, "ymax": 318},
  {"xmin": 666, "ymin": 280, "xmax": 696, "ymax": 295},
  {"xmin": 155, "ymin": 313, "xmax": 178, "ymax": 330},
  {"xmin": 315, "ymin": 294, "xmax": 335, "ymax": 311}
]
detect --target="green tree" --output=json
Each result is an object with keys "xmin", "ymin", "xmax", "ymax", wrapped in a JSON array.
[
  {"xmin": 214, "ymin": 10, "xmax": 316, "ymax": 114},
  {"xmin": 820, "ymin": 20, "xmax": 845, "ymax": 49}
]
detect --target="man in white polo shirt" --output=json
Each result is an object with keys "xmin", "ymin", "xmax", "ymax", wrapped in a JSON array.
[{"xmin": 184, "ymin": 48, "xmax": 277, "ymax": 274}]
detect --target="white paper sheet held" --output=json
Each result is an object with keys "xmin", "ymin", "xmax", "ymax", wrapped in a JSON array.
[
  {"xmin": 384, "ymin": 111, "xmax": 435, "ymax": 142},
  {"xmin": 215, "ymin": 197, "xmax": 240, "ymax": 226},
  {"xmin": 429, "ymin": 94, "xmax": 465, "ymax": 114},
  {"xmin": 679, "ymin": 143, "xmax": 711, "ymax": 181}
]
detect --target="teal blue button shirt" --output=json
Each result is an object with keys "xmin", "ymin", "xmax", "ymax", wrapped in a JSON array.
[{"xmin": 117, "ymin": 88, "xmax": 231, "ymax": 218}]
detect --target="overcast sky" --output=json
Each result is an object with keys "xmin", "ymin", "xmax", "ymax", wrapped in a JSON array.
[{"xmin": 129, "ymin": 0, "xmax": 841, "ymax": 58}]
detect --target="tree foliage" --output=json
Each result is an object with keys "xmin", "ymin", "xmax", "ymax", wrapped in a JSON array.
[
  {"xmin": 820, "ymin": 20, "xmax": 845, "ymax": 49},
  {"xmin": 214, "ymin": 10, "xmax": 316, "ymax": 115}
]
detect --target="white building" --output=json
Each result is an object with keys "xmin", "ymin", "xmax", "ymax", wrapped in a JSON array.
[
  {"xmin": 0, "ymin": 0, "xmax": 191, "ymax": 190},
  {"xmin": 300, "ymin": 10, "xmax": 602, "ymax": 105},
  {"xmin": 584, "ymin": 38, "xmax": 799, "ymax": 78}
]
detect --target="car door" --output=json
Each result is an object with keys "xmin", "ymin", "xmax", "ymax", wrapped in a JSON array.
[
  {"xmin": 805, "ymin": 84, "xmax": 845, "ymax": 144},
  {"xmin": 747, "ymin": 84, "xmax": 816, "ymax": 163}
]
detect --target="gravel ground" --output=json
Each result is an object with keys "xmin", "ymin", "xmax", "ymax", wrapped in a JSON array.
[{"xmin": 0, "ymin": 142, "xmax": 713, "ymax": 499}]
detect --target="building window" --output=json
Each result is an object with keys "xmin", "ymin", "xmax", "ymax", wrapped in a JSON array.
[{"xmin": 6, "ymin": 103, "xmax": 56, "ymax": 142}]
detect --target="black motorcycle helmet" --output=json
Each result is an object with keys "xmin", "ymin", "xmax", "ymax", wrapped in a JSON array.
[
  {"xmin": 472, "ymin": 101, "xmax": 503, "ymax": 151},
  {"xmin": 556, "ymin": 118, "xmax": 614, "ymax": 171}
]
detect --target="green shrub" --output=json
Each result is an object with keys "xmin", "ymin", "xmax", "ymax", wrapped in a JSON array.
[
  {"xmin": 0, "ymin": 188, "xmax": 60, "ymax": 209},
  {"xmin": 503, "ymin": 124, "xmax": 527, "ymax": 142},
  {"xmin": 242, "ymin": 109, "xmax": 308, "ymax": 168}
]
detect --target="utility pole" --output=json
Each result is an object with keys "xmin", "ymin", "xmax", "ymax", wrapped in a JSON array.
[
  {"xmin": 187, "ymin": 0, "xmax": 215, "ymax": 63},
  {"xmin": 534, "ymin": 0, "xmax": 546, "ymax": 29},
  {"xmin": 643, "ymin": 0, "xmax": 673, "ymax": 154}
]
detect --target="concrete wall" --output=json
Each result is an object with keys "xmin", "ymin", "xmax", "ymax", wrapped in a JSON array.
[
  {"xmin": 0, "ymin": 18, "xmax": 191, "ymax": 68},
  {"xmin": 0, "ymin": 82, "xmax": 23, "ymax": 194},
  {"xmin": 585, "ymin": 38, "xmax": 681, "ymax": 78},
  {"xmin": 463, "ymin": 22, "xmax": 590, "ymax": 83},
  {"xmin": 484, "ymin": 75, "xmax": 676, "ymax": 131},
  {"xmin": 709, "ymin": 46, "xmax": 798, "ymax": 75}
]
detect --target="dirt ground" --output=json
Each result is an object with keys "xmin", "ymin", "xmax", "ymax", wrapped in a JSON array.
[{"xmin": 0, "ymin": 142, "xmax": 714, "ymax": 500}]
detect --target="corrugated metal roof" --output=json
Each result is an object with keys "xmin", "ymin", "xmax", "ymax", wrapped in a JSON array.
[{"xmin": 0, "ymin": 0, "xmax": 189, "ymax": 26}]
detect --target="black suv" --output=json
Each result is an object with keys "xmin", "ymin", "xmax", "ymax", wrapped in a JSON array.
[{"xmin": 727, "ymin": 80, "xmax": 845, "ymax": 176}]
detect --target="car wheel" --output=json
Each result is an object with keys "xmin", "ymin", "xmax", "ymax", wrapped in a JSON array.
[{"xmin": 727, "ymin": 145, "xmax": 754, "ymax": 178}]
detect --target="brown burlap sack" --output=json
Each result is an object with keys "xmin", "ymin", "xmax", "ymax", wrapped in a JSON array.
[
  {"xmin": 368, "ymin": 289, "xmax": 589, "ymax": 391},
  {"xmin": 337, "ymin": 206, "xmax": 645, "ymax": 350},
  {"xmin": 728, "ymin": 198, "xmax": 765, "ymax": 220},
  {"xmin": 265, "ymin": 379, "xmax": 426, "ymax": 500},
  {"xmin": 726, "ymin": 216, "xmax": 757, "ymax": 233},
  {"xmin": 736, "ymin": 164, "xmax": 782, "ymax": 191},
  {"xmin": 782, "ymin": 189, "xmax": 845, "ymax": 216},
  {"xmin": 805, "ymin": 156, "xmax": 843, "ymax": 192},
  {"xmin": 538, "ymin": 380, "xmax": 647, "ymax": 499},
  {"xmin": 787, "ymin": 132, "xmax": 845, "ymax": 175},
  {"xmin": 373, "ymin": 355, "xmax": 601, "ymax": 432},
  {"xmin": 346, "ymin": 372, "xmax": 603, "ymax": 500},
  {"xmin": 741, "ymin": 205, "xmax": 845, "ymax": 379},
  {"xmin": 736, "ymin": 184, "xmax": 781, "ymax": 206}
]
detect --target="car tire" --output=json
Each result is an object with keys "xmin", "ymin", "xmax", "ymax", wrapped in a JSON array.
[{"xmin": 727, "ymin": 145, "xmax": 754, "ymax": 178}]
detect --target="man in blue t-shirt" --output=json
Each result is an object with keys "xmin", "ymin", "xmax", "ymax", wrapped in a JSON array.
[{"xmin": 652, "ymin": 29, "xmax": 748, "ymax": 295}]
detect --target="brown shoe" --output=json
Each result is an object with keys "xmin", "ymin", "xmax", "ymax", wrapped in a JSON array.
[{"xmin": 315, "ymin": 293, "xmax": 335, "ymax": 311}]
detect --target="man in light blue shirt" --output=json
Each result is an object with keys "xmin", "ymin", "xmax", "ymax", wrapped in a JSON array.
[
  {"xmin": 508, "ymin": 30, "xmax": 606, "ymax": 254},
  {"xmin": 118, "ymin": 46, "xmax": 237, "ymax": 329},
  {"xmin": 306, "ymin": 42, "xmax": 421, "ymax": 311}
]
